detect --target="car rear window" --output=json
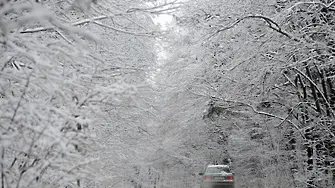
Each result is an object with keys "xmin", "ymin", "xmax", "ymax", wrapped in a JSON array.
[{"xmin": 205, "ymin": 166, "xmax": 230, "ymax": 174}]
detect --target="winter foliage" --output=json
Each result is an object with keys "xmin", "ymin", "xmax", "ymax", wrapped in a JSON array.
[
  {"xmin": 1, "ymin": 0, "xmax": 334, "ymax": 188},
  {"xmin": 0, "ymin": 0, "xmax": 169, "ymax": 187},
  {"xmin": 158, "ymin": 0, "xmax": 335, "ymax": 187}
]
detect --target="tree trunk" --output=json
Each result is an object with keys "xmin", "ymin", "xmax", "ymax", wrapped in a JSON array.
[
  {"xmin": 306, "ymin": 66, "xmax": 321, "ymax": 114},
  {"xmin": 321, "ymin": 69, "xmax": 331, "ymax": 116},
  {"xmin": 1, "ymin": 148, "xmax": 4, "ymax": 188}
]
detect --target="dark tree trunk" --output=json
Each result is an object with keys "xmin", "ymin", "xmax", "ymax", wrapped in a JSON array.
[
  {"xmin": 1, "ymin": 148, "xmax": 4, "ymax": 188},
  {"xmin": 321, "ymin": 69, "xmax": 331, "ymax": 116},
  {"xmin": 306, "ymin": 66, "xmax": 322, "ymax": 114}
]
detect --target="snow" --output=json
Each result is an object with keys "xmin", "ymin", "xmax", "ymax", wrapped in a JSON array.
[{"xmin": 1, "ymin": 0, "xmax": 334, "ymax": 188}]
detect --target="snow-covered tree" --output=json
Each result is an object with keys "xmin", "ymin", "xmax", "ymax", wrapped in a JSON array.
[
  {"xmin": 158, "ymin": 0, "xmax": 335, "ymax": 188},
  {"xmin": 0, "ymin": 0, "xmax": 178, "ymax": 187}
]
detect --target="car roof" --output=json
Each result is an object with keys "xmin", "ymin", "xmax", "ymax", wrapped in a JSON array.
[{"xmin": 207, "ymin": 165, "xmax": 230, "ymax": 168}]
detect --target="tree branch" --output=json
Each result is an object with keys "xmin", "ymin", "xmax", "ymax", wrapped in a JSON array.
[
  {"xmin": 126, "ymin": 1, "xmax": 181, "ymax": 14},
  {"xmin": 282, "ymin": 72, "xmax": 297, "ymax": 89},
  {"xmin": 1, "ymin": 148, "xmax": 4, "ymax": 188},
  {"xmin": 208, "ymin": 15, "xmax": 298, "ymax": 41},
  {"xmin": 214, "ymin": 97, "xmax": 303, "ymax": 134},
  {"xmin": 92, "ymin": 21, "xmax": 155, "ymax": 37},
  {"xmin": 289, "ymin": 1, "xmax": 335, "ymax": 10},
  {"xmin": 20, "ymin": 15, "xmax": 110, "ymax": 34},
  {"xmin": 55, "ymin": 29, "xmax": 72, "ymax": 44},
  {"xmin": 292, "ymin": 67, "xmax": 334, "ymax": 117},
  {"xmin": 78, "ymin": 92, "xmax": 100, "ymax": 108},
  {"xmin": 20, "ymin": 15, "xmax": 156, "ymax": 37},
  {"xmin": 10, "ymin": 71, "xmax": 32, "ymax": 124}
]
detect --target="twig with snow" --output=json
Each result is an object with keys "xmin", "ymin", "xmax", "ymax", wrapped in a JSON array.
[
  {"xmin": 207, "ymin": 15, "xmax": 298, "ymax": 41},
  {"xmin": 292, "ymin": 67, "xmax": 334, "ymax": 117}
]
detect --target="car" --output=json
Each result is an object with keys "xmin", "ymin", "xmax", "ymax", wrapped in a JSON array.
[{"xmin": 199, "ymin": 164, "xmax": 235, "ymax": 188}]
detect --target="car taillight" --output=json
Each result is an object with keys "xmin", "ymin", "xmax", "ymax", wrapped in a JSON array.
[
  {"xmin": 226, "ymin": 176, "xmax": 234, "ymax": 180},
  {"xmin": 205, "ymin": 176, "xmax": 212, "ymax": 180}
]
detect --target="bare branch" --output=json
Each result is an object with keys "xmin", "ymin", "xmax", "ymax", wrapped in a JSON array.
[
  {"xmin": 78, "ymin": 92, "xmax": 101, "ymax": 108},
  {"xmin": 92, "ymin": 21, "xmax": 155, "ymax": 37},
  {"xmin": 55, "ymin": 29, "xmax": 72, "ymax": 44},
  {"xmin": 212, "ymin": 97, "xmax": 303, "ymax": 133},
  {"xmin": 289, "ymin": 1, "xmax": 335, "ymax": 10},
  {"xmin": 276, "ymin": 102, "xmax": 303, "ymax": 127},
  {"xmin": 282, "ymin": 72, "xmax": 297, "ymax": 88},
  {"xmin": 20, "ymin": 15, "xmax": 110, "ymax": 33},
  {"xmin": 21, "ymin": 15, "xmax": 156, "ymax": 37},
  {"xmin": 10, "ymin": 71, "xmax": 33, "ymax": 124},
  {"xmin": 292, "ymin": 67, "xmax": 335, "ymax": 117},
  {"xmin": 126, "ymin": 1, "xmax": 182, "ymax": 14},
  {"xmin": 285, "ymin": 54, "xmax": 331, "ymax": 68},
  {"xmin": 208, "ymin": 15, "xmax": 298, "ymax": 41},
  {"xmin": 1, "ymin": 148, "xmax": 4, "ymax": 188}
]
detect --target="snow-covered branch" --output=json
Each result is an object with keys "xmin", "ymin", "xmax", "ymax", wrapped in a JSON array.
[
  {"xmin": 126, "ymin": 0, "xmax": 182, "ymax": 14},
  {"xmin": 20, "ymin": 15, "xmax": 110, "ymax": 33},
  {"xmin": 208, "ymin": 15, "xmax": 296, "ymax": 41}
]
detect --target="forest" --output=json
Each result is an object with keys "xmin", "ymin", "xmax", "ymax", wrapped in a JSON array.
[{"xmin": 0, "ymin": 0, "xmax": 334, "ymax": 188}]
